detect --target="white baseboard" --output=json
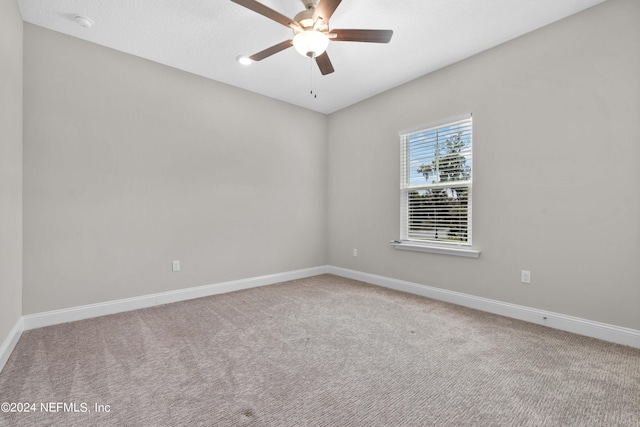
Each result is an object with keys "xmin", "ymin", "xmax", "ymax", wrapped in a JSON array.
[
  {"xmin": 0, "ymin": 317, "xmax": 24, "ymax": 374},
  {"xmin": 327, "ymin": 266, "xmax": 640, "ymax": 349},
  {"xmin": 11, "ymin": 264, "xmax": 640, "ymax": 353},
  {"xmin": 22, "ymin": 266, "xmax": 330, "ymax": 331}
]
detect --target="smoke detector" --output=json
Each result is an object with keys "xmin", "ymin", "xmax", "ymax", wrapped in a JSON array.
[{"xmin": 74, "ymin": 15, "xmax": 94, "ymax": 28}]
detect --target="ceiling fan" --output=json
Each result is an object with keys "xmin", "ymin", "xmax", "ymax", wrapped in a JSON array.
[{"xmin": 231, "ymin": 0, "xmax": 393, "ymax": 75}]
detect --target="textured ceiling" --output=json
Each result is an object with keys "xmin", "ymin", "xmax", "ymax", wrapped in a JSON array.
[{"xmin": 16, "ymin": 0, "xmax": 605, "ymax": 114}]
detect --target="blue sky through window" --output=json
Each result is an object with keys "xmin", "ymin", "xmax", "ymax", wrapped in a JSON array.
[{"xmin": 407, "ymin": 120, "xmax": 472, "ymax": 186}]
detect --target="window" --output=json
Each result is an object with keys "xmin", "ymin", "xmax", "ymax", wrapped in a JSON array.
[{"xmin": 399, "ymin": 115, "xmax": 473, "ymax": 250}]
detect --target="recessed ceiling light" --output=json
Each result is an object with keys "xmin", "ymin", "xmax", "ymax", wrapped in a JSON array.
[
  {"xmin": 74, "ymin": 15, "xmax": 94, "ymax": 28},
  {"xmin": 236, "ymin": 55, "xmax": 253, "ymax": 66}
]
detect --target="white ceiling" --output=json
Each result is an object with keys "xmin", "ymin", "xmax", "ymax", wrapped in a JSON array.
[{"xmin": 17, "ymin": 0, "xmax": 605, "ymax": 114}]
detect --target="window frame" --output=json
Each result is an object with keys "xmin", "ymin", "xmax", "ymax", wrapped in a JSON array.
[{"xmin": 394, "ymin": 114, "xmax": 479, "ymax": 258}]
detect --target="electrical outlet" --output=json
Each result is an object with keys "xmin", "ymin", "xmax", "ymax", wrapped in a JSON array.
[
  {"xmin": 172, "ymin": 260, "xmax": 180, "ymax": 272},
  {"xmin": 521, "ymin": 270, "xmax": 531, "ymax": 284},
  {"xmin": 353, "ymin": 248, "xmax": 358, "ymax": 257}
]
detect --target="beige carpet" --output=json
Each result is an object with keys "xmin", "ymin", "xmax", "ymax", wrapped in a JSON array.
[{"xmin": 1, "ymin": 274, "xmax": 639, "ymax": 426}]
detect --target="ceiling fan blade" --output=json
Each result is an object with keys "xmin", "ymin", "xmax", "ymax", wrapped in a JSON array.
[
  {"xmin": 315, "ymin": 51, "xmax": 335, "ymax": 75},
  {"xmin": 231, "ymin": 0, "xmax": 298, "ymax": 29},
  {"xmin": 313, "ymin": 0, "xmax": 342, "ymax": 22},
  {"xmin": 330, "ymin": 29, "xmax": 393, "ymax": 43},
  {"xmin": 249, "ymin": 40, "xmax": 293, "ymax": 61}
]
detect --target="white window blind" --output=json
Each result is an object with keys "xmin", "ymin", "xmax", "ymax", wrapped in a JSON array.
[{"xmin": 400, "ymin": 116, "xmax": 473, "ymax": 246}]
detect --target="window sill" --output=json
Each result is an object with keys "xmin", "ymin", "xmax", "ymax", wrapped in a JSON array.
[{"xmin": 390, "ymin": 241, "xmax": 480, "ymax": 258}]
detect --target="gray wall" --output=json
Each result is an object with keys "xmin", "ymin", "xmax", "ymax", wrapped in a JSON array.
[
  {"xmin": 327, "ymin": 0, "xmax": 640, "ymax": 330},
  {"xmin": 23, "ymin": 25, "xmax": 327, "ymax": 314},
  {"xmin": 0, "ymin": 0, "xmax": 23, "ymax": 346}
]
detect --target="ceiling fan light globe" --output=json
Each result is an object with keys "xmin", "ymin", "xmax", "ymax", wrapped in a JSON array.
[{"xmin": 293, "ymin": 30, "xmax": 329, "ymax": 58}]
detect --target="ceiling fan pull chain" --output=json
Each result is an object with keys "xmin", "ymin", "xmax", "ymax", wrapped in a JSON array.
[
  {"xmin": 309, "ymin": 57, "xmax": 313, "ymax": 95},
  {"xmin": 309, "ymin": 57, "xmax": 317, "ymax": 99}
]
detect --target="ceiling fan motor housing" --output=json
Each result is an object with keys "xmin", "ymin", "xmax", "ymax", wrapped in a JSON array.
[
  {"xmin": 294, "ymin": 9, "xmax": 315, "ymax": 29},
  {"xmin": 293, "ymin": 10, "xmax": 327, "ymax": 31}
]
